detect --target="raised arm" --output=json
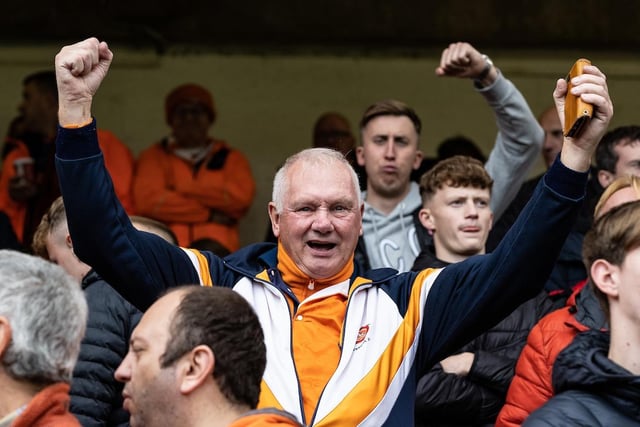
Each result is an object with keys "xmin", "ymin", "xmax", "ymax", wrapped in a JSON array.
[
  {"xmin": 436, "ymin": 41, "xmax": 544, "ymax": 220},
  {"xmin": 54, "ymin": 38, "xmax": 207, "ymax": 310},
  {"xmin": 418, "ymin": 62, "xmax": 613, "ymax": 368}
]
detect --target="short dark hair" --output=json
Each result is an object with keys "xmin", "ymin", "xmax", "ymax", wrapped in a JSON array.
[
  {"xmin": 160, "ymin": 286, "xmax": 266, "ymax": 408},
  {"xmin": 23, "ymin": 70, "xmax": 58, "ymax": 102},
  {"xmin": 419, "ymin": 155, "xmax": 493, "ymax": 204},
  {"xmin": 436, "ymin": 135, "xmax": 486, "ymax": 163},
  {"xmin": 359, "ymin": 99, "xmax": 422, "ymax": 136},
  {"xmin": 582, "ymin": 200, "xmax": 640, "ymax": 320},
  {"xmin": 595, "ymin": 125, "xmax": 640, "ymax": 174}
]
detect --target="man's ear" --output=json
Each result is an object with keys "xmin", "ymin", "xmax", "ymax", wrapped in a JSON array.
[
  {"xmin": 590, "ymin": 259, "xmax": 619, "ymax": 298},
  {"xmin": 0, "ymin": 316, "xmax": 12, "ymax": 359},
  {"xmin": 268, "ymin": 202, "xmax": 281, "ymax": 238},
  {"xmin": 177, "ymin": 345, "xmax": 215, "ymax": 395},
  {"xmin": 355, "ymin": 146, "xmax": 365, "ymax": 167},
  {"xmin": 412, "ymin": 150, "xmax": 424, "ymax": 170},
  {"xmin": 418, "ymin": 207, "xmax": 434, "ymax": 235},
  {"xmin": 598, "ymin": 170, "xmax": 615, "ymax": 189}
]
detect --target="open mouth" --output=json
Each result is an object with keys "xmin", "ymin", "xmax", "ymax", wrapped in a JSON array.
[{"xmin": 307, "ymin": 241, "xmax": 336, "ymax": 251}]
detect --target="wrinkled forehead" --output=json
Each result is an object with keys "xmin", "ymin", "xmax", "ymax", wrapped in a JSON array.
[{"xmin": 285, "ymin": 160, "xmax": 359, "ymax": 204}]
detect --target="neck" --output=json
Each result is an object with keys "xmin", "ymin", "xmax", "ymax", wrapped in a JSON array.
[
  {"xmin": 433, "ymin": 241, "xmax": 484, "ymax": 264},
  {"xmin": 0, "ymin": 374, "xmax": 41, "ymax": 419},
  {"xmin": 188, "ymin": 386, "xmax": 251, "ymax": 427},
  {"xmin": 608, "ymin": 313, "xmax": 640, "ymax": 375},
  {"xmin": 365, "ymin": 183, "xmax": 412, "ymax": 215}
]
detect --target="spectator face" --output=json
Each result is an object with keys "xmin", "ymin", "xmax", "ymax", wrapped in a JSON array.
[
  {"xmin": 539, "ymin": 108, "xmax": 563, "ymax": 169},
  {"xmin": 169, "ymin": 101, "xmax": 212, "ymax": 148},
  {"xmin": 19, "ymin": 81, "xmax": 55, "ymax": 134},
  {"xmin": 612, "ymin": 141, "xmax": 640, "ymax": 179},
  {"xmin": 270, "ymin": 160, "xmax": 362, "ymax": 279},
  {"xmin": 419, "ymin": 185, "xmax": 493, "ymax": 262},
  {"xmin": 313, "ymin": 114, "xmax": 355, "ymax": 155},
  {"xmin": 115, "ymin": 291, "xmax": 183, "ymax": 427},
  {"xmin": 357, "ymin": 115, "xmax": 422, "ymax": 199},
  {"xmin": 45, "ymin": 232, "xmax": 88, "ymax": 283}
]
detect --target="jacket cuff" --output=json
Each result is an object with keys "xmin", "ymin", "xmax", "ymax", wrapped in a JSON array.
[
  {"xmin": 56, "ymin": 118, "xmax": 101, "ymax": 160},
  {"xmin": 543, "ymin": 155, "xmax": 589, "ymax": 201}
]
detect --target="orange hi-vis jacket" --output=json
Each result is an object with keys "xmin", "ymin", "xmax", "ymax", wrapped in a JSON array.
[
  {"xmin": 132, "ymin": 138, "xmax": 255, "ymax": 250},
  {"xmin": 0, "ymin": 129, "xmax": 134, "ymax": 245}
]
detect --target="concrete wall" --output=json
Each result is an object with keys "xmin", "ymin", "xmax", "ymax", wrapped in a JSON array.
[{"xmin": 1, "ymin": 44, "xmax": 639, "ymax": 247}]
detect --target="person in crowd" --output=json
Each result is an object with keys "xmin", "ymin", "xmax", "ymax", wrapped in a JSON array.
[
  {"xmin": 0, "ymin": 70, "xmax": 134, "ymax": 251},
  {"xmin": 114, "ymin": 285, "xmax": 302, "ymax": 427},
  {"xmin": 354, "ymin": 41, "xmax": 543, "ymax": 272},
  {"xmin": 31, "ymin": 196, "xmax": 143, "ymax": 427},
  {"xmin": 54, "ymin": 37, "xmax": 611, "ymax": 426},
  {"xmin": 522, "ymin": 200, "xmax": 640, "ymax": 426},
  {"xmin": 412, "ymin": 156, "xmax": 558, "ymax": 426},
  {"xmin": 132, "ymin": 82, "xmax": 255, "ymax": 251},
  {"xmin": 496, "ymin": 175, "xmax": 640, "ymax": 427},
  {"xmin": 312, "ymin": 111, "xmax": 356, "ymax": 156},
  {"xmin": 0, "ymin": 250, "xmax": 87, "ymax": 426}
]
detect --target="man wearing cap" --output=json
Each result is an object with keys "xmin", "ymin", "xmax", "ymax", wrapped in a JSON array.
[{"xmin": 132, "ymin": 83, "xmax": 256, "ymax": 251}]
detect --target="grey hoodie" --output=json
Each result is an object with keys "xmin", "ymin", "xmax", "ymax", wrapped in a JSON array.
[
  {"xmin": 359, "ymin": 71, "xmax": 543, "ymax": 272},
  {"xmin": 361, "ymin": 181, "xmax": 422, "ymax": 271}
]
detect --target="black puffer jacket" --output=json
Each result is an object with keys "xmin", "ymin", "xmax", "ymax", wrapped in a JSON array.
[
  {"xmin": 523, "ymin": 330, "xmax": 640, "ymax": 426},
  {"xmin": 413, "ymin": 246, "xmax": 561, "ymax": 427},
  {"xmin": 70, "ymin": 270, "xmax": 142, "ymax": 427}
]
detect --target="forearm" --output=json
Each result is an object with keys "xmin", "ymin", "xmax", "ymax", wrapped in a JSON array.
[
  {"xmin": 56, "ymin": 122, "xmax": 201, "ymax": 310},
  {"xmin": 481, "ymin": 72, "xmax": 544, "ymax": 219}
]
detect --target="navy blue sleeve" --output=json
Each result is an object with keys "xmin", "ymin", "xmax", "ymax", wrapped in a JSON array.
[{"xmin": 56, "ymin": 122, "xmax": 212, "ymax": 311}]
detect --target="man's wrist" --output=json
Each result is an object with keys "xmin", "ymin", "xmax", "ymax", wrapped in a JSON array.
[{"xmin": 473, "ymin": 54, "xmax": 497, "ymax": 88}]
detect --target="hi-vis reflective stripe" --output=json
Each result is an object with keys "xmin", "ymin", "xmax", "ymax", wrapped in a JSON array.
[
  {"xmin": 183, "ymin": 248, "xmax": 213, "ymax": 286},
  {"xmin": 313, "ymin": 268, "xmax": 439, "ymax": 426}
]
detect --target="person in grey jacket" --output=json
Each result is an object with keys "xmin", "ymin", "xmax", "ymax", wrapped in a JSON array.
[
  {"xmin": 354, "ymin": 41, "xmax": 543, "ymax": 272},
  {"xmin": 523, "ymin": 200, "xmax": 640, "ymax": 427}
]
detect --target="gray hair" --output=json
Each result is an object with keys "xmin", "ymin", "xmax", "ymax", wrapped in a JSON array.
[
  {"xmin": 272, "ymin": 148, "xmax": 362, "ymax": 212},
  {"xmin": 0, "ymin": 250, "xmax": 87, "ymax": 384}
]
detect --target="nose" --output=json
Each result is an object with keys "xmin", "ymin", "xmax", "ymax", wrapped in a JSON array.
[
  {"xmin": 383, "ymin": 140, "xmax": 395, "ymax": 159},
  {"xmin": 311, "ymin": 208, "xmax": 334, "ymax": 233},
  {"xmin": 114, "ymin": 353, "xmax": 132, "ymax": 383},
  {"xmin": 464, "ymin": 201, "xmax": 479, "ymax": 218}
]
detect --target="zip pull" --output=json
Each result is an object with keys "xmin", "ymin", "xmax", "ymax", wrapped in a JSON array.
[{"xmin": 308, "ymin": 279, "xmax": 315, "ymax": 290}]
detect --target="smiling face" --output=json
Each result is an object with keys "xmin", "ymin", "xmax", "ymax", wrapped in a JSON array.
[
  {"xmin": 115, "ymin": 291, "xmax": 185, "ymax": 427},
  {"xmin": 357, "ymin": 115, "xmax": 423, "ymax": 201},
  {"xmin": 419, "ymin": 185, "xmax": 493, "ymax": 263},
  {"xmin": 269, "ymin": 156, "xmax": 363, "ymax": 279}
]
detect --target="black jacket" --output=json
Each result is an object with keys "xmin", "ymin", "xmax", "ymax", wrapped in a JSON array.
[
  {"xmin": 413, "ymin": 247, "xmax": 560, "ymax": 427},
  {"xmin": 523, "ymin": 330, "xmax": 640, "ymax": 426},
  {"xmin": 70, "ymin": 270, "xmax": 142, "ymax": 427}
]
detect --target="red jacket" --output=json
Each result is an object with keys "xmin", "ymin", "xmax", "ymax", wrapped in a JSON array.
[
  {"xmin": 133, "ymin": 138, "xmax": 255, "ymax": 250},
  {"xmin": 495, "ymin": 280, "xmax": 607, "ymax": 427},
  {"xmin": 12, "ymin": 383, "xmax": 80, "ymax": 427}
]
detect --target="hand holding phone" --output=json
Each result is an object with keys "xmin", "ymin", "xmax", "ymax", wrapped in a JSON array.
[{"xmin": 564, "ymin": 58, "xmax": 594, "ymax": 138}]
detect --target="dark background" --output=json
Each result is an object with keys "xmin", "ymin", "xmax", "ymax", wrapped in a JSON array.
[{"xmin": 2, "ymin": 1, "xmax": 637, "ymax": 54}]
